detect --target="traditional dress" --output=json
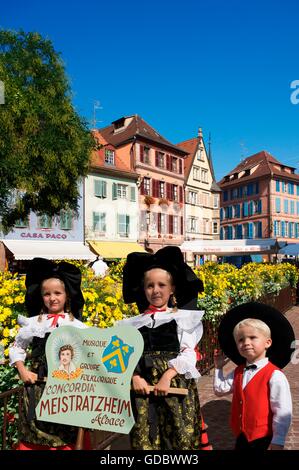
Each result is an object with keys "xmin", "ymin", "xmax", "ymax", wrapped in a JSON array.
[
  {"xmin": 9, "ymin": 257, "xmax": 89, "ymax": 450},
  {"xmin": 118, "ymin": 307, "xmax": 204, "ymax": 450},
  {"xmin": 9, "ymin": 313, "xmax": 87, "ymax": 449}
]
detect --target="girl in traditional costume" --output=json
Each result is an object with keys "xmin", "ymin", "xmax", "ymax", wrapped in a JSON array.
[
  {"xmin": 9, "ymin": 258, "xmax": 90, "ymax": 450},
  {"xmin": 117, "ymin": 246, "xmax": 204, "ymax": 450}
]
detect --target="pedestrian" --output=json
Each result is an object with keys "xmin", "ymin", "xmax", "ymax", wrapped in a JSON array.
[
  {"xmin": 9, "ymin": 257, "xmax": 90, "ymax": 450},
  {"xmin": 117, "ymin": 246, "xmax": 204, "ymax": 450},
  {"xmin": 90, "ymin": 256, "xmax": 108, "ymax": 277},
  {"xmin": 214, "ymin": 302, "xmax": 294, "ymax": 450}
]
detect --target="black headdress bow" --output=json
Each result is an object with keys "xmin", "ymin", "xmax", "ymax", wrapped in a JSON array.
[
  {"xmin": 122, "ymin": 246, "xmax": 203, "ymax": 313},
  {"xmin": 25, "ymin": 258, "xmax": 84, "ymax": 318}
]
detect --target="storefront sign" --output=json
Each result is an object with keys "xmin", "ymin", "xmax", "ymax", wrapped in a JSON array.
[{"xmin": 36, "ymin": 325, "xmax": 143, "ymax": 434}]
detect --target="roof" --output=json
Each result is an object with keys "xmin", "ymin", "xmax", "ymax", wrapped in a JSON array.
[
  {"xmin": 218, "ymin": 150, "xmax": 299, "ymax": 187},
  {"xmin": 98, "ymin": 115, "xmax": 187, "ymax": 156}
]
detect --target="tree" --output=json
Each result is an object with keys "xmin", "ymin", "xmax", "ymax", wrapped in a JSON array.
[{"xmin": 0, "ymin": 30, "xmax": 94, "ymax": 232}]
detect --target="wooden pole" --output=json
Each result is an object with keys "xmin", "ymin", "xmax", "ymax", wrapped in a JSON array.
[{"xmin": 75, "ymin": 427, "xmax": 85, "ymax": 450}]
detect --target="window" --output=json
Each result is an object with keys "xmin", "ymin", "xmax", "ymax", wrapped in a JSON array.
[
  {"xmin": 173, "ymin": 185, "xmax": 178, "ymax": 202},
  {"xmin": 38, "ymin": 214, "xmax": 52, "ymax": 229},
  {"xmin": 197, "ymin": 147, "xmax": 204, "ymax": 161},
  {"xmin": 193, "ymin": 167, "xmax": 200, "ymax": 180},
  {"xmin": 118, "ymin": 214, "xmax": 130, "ymax": 237},
  {"xmin": 188, "ymin": 191, "xmax": 197, "ymax": 205},
  {"xmin": 159, "ymin": 181, "xmax": 165, "ymax": 198},
  {"xmin": 157, "ymin": 152, "xmax": 164, "ymax": 169},
  {"xmin": 172, "ymin": 157, "xmax": 178, "ymax": 172},
  {"xmin": 143, "ymin": 177, "xmax": 151, "ymax": 195},
  {"xmin": 213, "ymin": 222, "xmax": 218, "ymax": 234},
  {"xmin": 188, "ymin": 217, "xmax": 197, "ymax": 233},
  {"xmin": 14, "ymin": 217, "xmax": 29, "ymax": 228},
  {"xmin": 213, "ymin": 195, "xmax": 219, "ymax": 208},
  {"xmin": 118, "ymin": 184, "xmax": 127, "ymax": 199},
  {"xmin": 275, "ymin": 198, "xmax": 281, "ymax": 213},
  {"xmin": 173, "ymin": 216, "xmax": 179, "ymax": 234},
  {"xmin": 160, "ymin": 213, "xmax": 167, "ymax": 234},
  {"xmin": 94, "ymin": 179, "xmax": 107, "ymax": 198},
  {"xmin": 60, "ymin": 210, "xmax": 73, "ymax": 230},
  {"xmin": 105, "ymin": 149, "xmax": 115, "ymax": 165},
  {"xmin": 201, "ymin": 169, "xmax": 208, "ymax": 182},
  {"xmin": 276, "ymin": 180, "xmax": 280, "ymax": 192},
  {"xmin": 144, "ymin": 146, "xmax": 150, "ymax": 164},
  {"xmin": 93, "ymin": 212, "xmax": 106, "ymax": 232}
]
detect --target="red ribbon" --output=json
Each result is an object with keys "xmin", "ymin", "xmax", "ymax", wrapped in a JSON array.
[
  {"xmin": 47, "ymin": 313, "xmax": 65, "ymax": 327},
  {"xmin": 143, "ymin": 305, "xmax": 167, "ymax": 315}
]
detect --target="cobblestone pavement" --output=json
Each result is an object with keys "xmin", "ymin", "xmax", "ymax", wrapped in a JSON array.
[{"xmin": 108, "ymin": 305, "xmax": 299, "ymax": 451}]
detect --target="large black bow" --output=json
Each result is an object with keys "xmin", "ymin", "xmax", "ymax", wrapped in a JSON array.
[
  {"xmin": 122, "ymin": 246, "xmax": 203, "ymax": 312},
  {"xmin": 25, "ymin": 258, "xmax": 84, "ymax": 318}
]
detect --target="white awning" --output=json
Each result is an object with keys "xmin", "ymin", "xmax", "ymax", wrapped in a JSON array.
[
  {"xmin": 179, "ymin": 238, "xmax": 284, "ymax": 255},
  {"xmin": 2, "ymin": 240, "xmax": 95, "ymax": 261}
]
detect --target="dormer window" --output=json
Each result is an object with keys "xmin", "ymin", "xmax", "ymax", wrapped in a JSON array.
[{"xmin": 105, "ymin": 149, "xmax": 115, "ymax": 165}]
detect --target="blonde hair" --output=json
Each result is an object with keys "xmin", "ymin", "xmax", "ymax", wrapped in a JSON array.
[{"xmin": 233, "ymin": 318, "xmax": 271, "ymax": 340}]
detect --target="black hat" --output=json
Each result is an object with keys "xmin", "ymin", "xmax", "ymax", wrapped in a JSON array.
[
  {"xmin": 218, "ymin": 302, "xmax": 295, "ymax": 369},
  {"xmin": 25, "ymin": 258, "xmax": 85, "ymax": 318},
  {"xmin": 122, "ymin": 246, "xmax": 203, "ymax": 312}
]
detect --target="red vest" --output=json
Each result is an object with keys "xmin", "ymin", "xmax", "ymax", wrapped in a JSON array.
[{"xmin": 231, "ymin": 362, "xmax": 280, "ymax": 442}]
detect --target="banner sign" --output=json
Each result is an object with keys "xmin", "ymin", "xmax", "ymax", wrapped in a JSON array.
[{"xmin": 36, "ymin": 325, "xmax": 143, "ymax": 434}]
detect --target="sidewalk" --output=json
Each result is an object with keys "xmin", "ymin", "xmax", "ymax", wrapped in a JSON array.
[{"xmin": 109, "ymin": 305, "xmax": 299, "ymax": 450}]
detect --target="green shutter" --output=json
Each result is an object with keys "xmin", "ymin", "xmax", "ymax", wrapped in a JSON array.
[
  {"xmin": 112, "ymin": 183, "xmax": 117, "ymax": 200},
  {"xmin": 130, "ymin": 186, "xmax": 136, "ymax": 202}
]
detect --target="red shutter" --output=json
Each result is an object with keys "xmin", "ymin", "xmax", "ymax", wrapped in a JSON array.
[
  {"xmin": 179, "ymin": 186, "xmax": 183, "ymax": 203},
  {"xmin": 179, "ymin": 159, "xmax": 182, "ymax": 174},
  {"xmin": 180, "ymin": 216, "xmax": 184, "ymax": 235},
  {"xmin": 169, "ymin": 215, "xmax": 173, "ymax": 234},
  {"xmin": 155, "ymin": 151, "xmax": 159, "ymax": 167},
  {"xmin": 140, "ymin": 145, "xmax": 144, "ymax": 163},
  {"xmin": 166, "ymin": 154, "xmax": 171, "ymax": 171},
  {"xmin": 140, "ymin": 178, "xmax": 145, "ymax": 195},
  {"xmin": 166, "ymin": 183, "xmax": 172, "ymax": 200},
  {"xmin": 152, "ymin": 179, "xmax": 157, "ymax": 197},
  {"xmin": 158, "ymin": 213, "xmax": 161, "ymax": 233}
]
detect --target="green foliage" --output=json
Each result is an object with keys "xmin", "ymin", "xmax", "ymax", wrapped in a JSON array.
[
  {"xmin": 0, "ymin": 364, "xmax": 22, "ymax": 449},
  {"xmin": 0, "ymin": 29, "xmax": 94, "ymax": 232}
]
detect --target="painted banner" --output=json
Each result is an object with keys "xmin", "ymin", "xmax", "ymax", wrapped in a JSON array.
[{"xmin": 35, "ymin": 325, "xmax": 143, "ymax": 434}]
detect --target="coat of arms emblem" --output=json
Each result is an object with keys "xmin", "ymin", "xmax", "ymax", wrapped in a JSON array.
[{"xmin": 102, "ymin": 335, "xmax": 135, "ymax": 373}]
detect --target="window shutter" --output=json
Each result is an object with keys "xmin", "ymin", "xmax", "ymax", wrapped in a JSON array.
[
  {"xmin": 140, "ymin": 145, "xmax": 144, "ymax": 163},
  {"xmin": 180, "ymin": 216, "xmax": 183, "ymax": 235},
  {"xmin": 166, "ymin": 154, "xmax": 171, "ymax": 171},
  {"xmin": 158, "ymin": 213, "xmax": 161, "ymax": 233},
  {"xmin": 166, "ymin": 183, "xmax": 172, "ymax": 200},
  {"xmin": 130, "ymin": 187, "xmax": 136, "ymax": 202},
  {"xmin": 179, "ymin": 159, "xmax": 182, "ymax": 174},
  {"xmin": 152, "ymin": 179, "xmax": 158, "ymax": 198},
  {"xmin": 169, "ymin": 215, "xmax": 173, "ymax": 234},
  {"xmin": 126, "ymin": 215, "xmax": 130, "ymax": 236},
  {"xmin": 155, "ymin": 151, "xmax": 159, "ymax": 166},
  {"xmin": 112, "ymin": 183, "xmax": 117, "ymax": 200},
  {"xmin": 179, "ymin": 186, "xmax": 183, "ymax": 203},
  {"xmin": 102, "ymin": 181, "xmax": 107, "ymax": 198},
  {"xmin": 140, "ymin": 178, "xmax": 145, "ymax": 195}
]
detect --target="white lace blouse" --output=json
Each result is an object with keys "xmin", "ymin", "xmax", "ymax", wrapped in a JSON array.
[
  {"xmin": 117, "ymin": 309, "xmax": 204, "ymax": 379},
  {"xmin": 9, "ymin": 313, "xmax": 87, "ymax": 366}
]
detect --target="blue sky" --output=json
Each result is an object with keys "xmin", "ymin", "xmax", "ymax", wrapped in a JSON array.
[{"xmin": 1, "ymin": 0, "xmax": 299, "ymax": 180}]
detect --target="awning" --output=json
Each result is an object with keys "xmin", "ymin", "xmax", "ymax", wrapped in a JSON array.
[
  {"xmin": 88, "ymin": 241, "xmax": 146, "ymax": 259},
  {"xmin": 2, "ymin": 240, "xmax": 95, "ymax": 261},
  {"xmin": 180, "ymin": 238, "xmax": 285, "ymax": 256}
]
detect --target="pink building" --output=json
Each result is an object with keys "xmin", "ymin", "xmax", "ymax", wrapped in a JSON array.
[
  {"xmin": 218, "ymin": 150, "xmax": 299, "ymax": 244},
  {"xmin": 98, "ymin": 115, "xmax": 188, "ymax": 252}
]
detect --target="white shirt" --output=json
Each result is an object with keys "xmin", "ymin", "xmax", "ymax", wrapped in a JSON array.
[
  {"xmin": 117, "ymin": 309, "xmax": 204, "ymax": 379},
  {"xmin": 214, "ymin": 357, "xmax": 292, "ymax": 446},
  {"xmin": 9, "ymin": 313, "xmax": 87, "ymax": 366}
]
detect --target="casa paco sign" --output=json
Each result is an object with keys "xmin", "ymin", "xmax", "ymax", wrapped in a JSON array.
[{"xmin": 36, "ymin": 325, "xmax": 143, "ymax": 434}]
